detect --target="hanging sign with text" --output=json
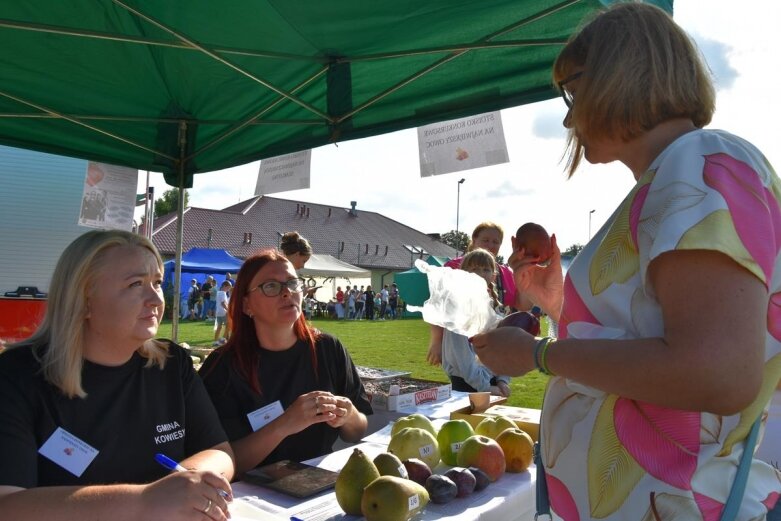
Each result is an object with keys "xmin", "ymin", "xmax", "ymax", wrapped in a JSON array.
[
  {"xmin": 417, "ymin": 111, "xmax": 509, "ymax": 177},
  {"xmin": 78, "ymin": 162, "xmax": 137, "ymax": 230},
  {"xmin": 255, "ymin": 150, "xmax": 311, "ymax": 196}
]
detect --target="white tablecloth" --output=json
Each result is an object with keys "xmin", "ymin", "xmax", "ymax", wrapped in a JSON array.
[{"xmin": 231, "ymin": 391, "xmax": 537, "ymax": 521}]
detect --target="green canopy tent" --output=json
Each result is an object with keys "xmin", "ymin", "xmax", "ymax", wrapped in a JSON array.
[
  {"xmin": 0, "ymin": 0, "xmax": 671, "ymax": 337},
  {"xmin": 395, "ymin": 255, "xmax": 450, "ymax": 316}
]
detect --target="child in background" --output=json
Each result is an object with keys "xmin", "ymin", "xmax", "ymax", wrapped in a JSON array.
[
  {"xmin": 441, "ymin": 248, "xmax": 511, "ymax": 397},
  {"xmin": 213, "ymin": 280, "xmax": 231, "ymax": 346}
]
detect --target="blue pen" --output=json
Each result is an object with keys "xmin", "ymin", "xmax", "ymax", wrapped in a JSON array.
[{"xmin": 155, "ymin": 453, "xmax": 231, "ymax": 499}]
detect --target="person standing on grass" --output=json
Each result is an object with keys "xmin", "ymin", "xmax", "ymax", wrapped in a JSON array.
[
  {"xmin": 473, "ymin": 4, "xmax": 781, "ymax": 518},
  {"xmin": 364, "ymin": 285, "xmax": 375, "ymax": 321},
  {"xmin": 355, "ymin": 286, "xmax": 365, "ymax": 320},
  {"xmin": 441, "ymin": 249, "xmax": 511, "ymax": 397},
  {"xmin": 388, "ymin": 283, "xmax": 399, "ymax": 320},
  {"xmin": 213, "ymin": 280, "xmax": 231, "ymax": 346}
]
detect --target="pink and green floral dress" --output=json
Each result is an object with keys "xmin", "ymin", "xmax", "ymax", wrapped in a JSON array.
[{"xmin": 546, "ymin": 129, "xmax": 781, "ymax": 520}]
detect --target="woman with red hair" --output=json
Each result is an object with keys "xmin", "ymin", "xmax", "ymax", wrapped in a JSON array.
[{"xmin": 199, "ymin": 249, "xmax": 371, "ymax": 473}]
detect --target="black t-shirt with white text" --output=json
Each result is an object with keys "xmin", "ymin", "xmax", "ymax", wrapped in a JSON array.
[
  {"xmin": 0, "ymin": 342, "xmax": 227, "ymax": 488},
  {"xmin": 199, "ymin": 334, "xmax": 372, "ymax": 466}
]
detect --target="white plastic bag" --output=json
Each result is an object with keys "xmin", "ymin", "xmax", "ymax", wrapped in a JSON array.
[{"xmin": 407, "ymin": 259, "xmax": 502, "ymax": 337}]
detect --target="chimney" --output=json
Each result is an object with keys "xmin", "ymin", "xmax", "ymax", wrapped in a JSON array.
[
  {"xmin": 350, "ymin": 201, "xmax": 358, "ymax": 216},
  {"xmin": 328, "ymin": 208, "xmax": 332, "ymax": 217},
  {"xmin": 306, "ymin": 207, "xmax": 310, "ymax": 218},
  {"xmin": 296, "ymin": 203, "xmax": 300, "ymax": 214}
]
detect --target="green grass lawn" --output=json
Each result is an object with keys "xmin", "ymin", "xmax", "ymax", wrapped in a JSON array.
[{"xmin": 165, "ymin": 317, "xmax": 547, "ymax": 409}]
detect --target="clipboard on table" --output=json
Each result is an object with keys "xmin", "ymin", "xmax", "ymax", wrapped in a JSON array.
[{"xmin": 241, "ymin": 460, "xmax": 339, "ymax": 498}]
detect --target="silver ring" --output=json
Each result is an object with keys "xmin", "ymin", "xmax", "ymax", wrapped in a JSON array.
[{"xmin": 204, "ymin": 498, "xmax": 212, "ymax": 513}]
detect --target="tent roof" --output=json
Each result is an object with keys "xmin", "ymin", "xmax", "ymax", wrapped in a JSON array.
[
  {"xmin": 298, "ymin": 254, "xmax": 370, "ymax": 279},
  {"xmin": 0, "ymin": 1, "xmax": 672, "ymax": 187},
  {"xmin": 163, "ymin": 247, "xmax": 243, "ymax": 273}
]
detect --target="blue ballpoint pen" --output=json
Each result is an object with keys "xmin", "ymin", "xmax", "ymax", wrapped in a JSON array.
[{"xmin": 155, "ymin": 453, "xmax": 231, "ymax": 499}]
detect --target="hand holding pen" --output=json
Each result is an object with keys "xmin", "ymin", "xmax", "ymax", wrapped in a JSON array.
[{"xmin": 152, "ymin": 453, "xmax": 233, "ymax": 520}]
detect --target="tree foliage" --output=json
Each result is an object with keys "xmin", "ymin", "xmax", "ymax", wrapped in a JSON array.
[
  {"xmin": 154, "ymin": 188, "xmax": 189, "ymax": 218},
  {"xmin": 441, "ymin": 230, "xmax": 469, "ymax": 255},
  {"xmin": 562, "ymin": 243, "xmax": 584, "ymax": 257}
]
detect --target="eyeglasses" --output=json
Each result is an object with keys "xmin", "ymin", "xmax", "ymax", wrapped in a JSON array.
[
  {"xmin": 249, "ymin": 278, "xmax": 305, "ymax": 297},
  {"xmin": 557, "ymin": 71, "xmax": 583, "ymax": 109}
]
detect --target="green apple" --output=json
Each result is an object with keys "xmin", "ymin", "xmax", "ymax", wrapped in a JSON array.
[
  {"xmin": 388, "ymin": 427, "xmax": 440, "ymax": 469},
  {"xmin": 456, "ymin": 435, "xmax": 506, "ymax": 482},
  {"xmin": 474, "ymin": 415, "xmax": 517, "ymax": 439},
  {"xmin": 436, "ymin": 419, "xmax": 475, "ymax": 466},
  {"xmin": 390, "ymin": 413, "xmax": 437, "ymax": 438}
]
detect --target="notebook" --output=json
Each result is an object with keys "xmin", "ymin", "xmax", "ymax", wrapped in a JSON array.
[{"xmin": 241, "ymin": 460, "xmax": 339, "ymax": 499}]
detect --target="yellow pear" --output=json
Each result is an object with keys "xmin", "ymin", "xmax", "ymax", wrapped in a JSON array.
[{"xmin": 361, "ymin": 475, "xmax": 430, "ymax": 521}]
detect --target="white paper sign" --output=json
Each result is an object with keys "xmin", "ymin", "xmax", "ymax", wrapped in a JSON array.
[
  {"xmin": 417, "ymin": 111, "xmax": 509, "ymax": 177},
  {"xmin": 247, "ymin": 401, "xmax": 285, "ymax": 432},
  {"xmin": 38, "ymin": 427, "xmax": 99, "ymax": 477},
  {"xmin": 78, "ymin": 161, "xmax": 137, "ymax": 230},
  {"xmin": 255, "ymin": 150, "xmax": 311, "ymax": 195}
]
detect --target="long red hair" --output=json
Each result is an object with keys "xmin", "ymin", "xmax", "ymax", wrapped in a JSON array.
[{"xmin": 216, "ymin": 248, "xmax": 319, "ymax": 395}]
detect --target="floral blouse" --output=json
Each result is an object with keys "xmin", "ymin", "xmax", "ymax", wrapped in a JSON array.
[{"xmin": 545, "ymin": 129, "xmax": 781, "ymax": 520}]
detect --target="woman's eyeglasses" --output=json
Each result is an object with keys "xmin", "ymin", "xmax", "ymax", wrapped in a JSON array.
[
  {"xmin": 558, "ymin": 71, "xmax": 583, "ymax": 109},
  {"xmin": 249, "ymin": 278, "xmax": 305, "ymax": 297}
]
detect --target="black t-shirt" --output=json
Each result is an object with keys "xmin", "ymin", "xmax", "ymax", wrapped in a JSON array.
[
  {"xmin": 199, "ymin": 334, "xmax": 372, "ymax": 466},
  {"xmin": 0, "ymin": 342, "xmax": 228, "ymax": 488},
  {"xmin": 202, "ymin": 282, "xmax": 213, "ymax": 301}
]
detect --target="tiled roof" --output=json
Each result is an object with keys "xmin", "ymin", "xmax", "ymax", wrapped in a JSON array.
[{"xmin": 151, "ymin": 196, "xmax": 457, "ymax": 271}]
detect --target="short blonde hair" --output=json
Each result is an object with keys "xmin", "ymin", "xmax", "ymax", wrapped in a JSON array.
[
  {"xmin": 467, "ymin": 222, "xmax": 504, "ymax": 252},
  {"xmin": 9, "ymin": 230, "xmax": 169, "ymax": 398},
  {"xmin": 554, "ymin": 2, "xmax": 715, "ymax": 177}
]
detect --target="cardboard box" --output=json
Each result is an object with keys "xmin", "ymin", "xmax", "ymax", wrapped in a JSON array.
[
  {"xmin": 364, "ymin": 377, "xmax": 452, "ymax": 411},
  {"xmin": 450, "ymin": 403, "xmax": 541, "ymax": 441}
]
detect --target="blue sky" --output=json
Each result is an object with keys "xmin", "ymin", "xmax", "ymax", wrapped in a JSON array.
[{"xmin": 138, "ymin": 0, "xmax": 780, "ymax": 259}]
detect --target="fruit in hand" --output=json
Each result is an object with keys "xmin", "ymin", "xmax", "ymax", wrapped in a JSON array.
[
  {"xmin": 374, "ymin": 452, "xmax": 409, "ymax": 479},
  {"xmin": 468, "ymin": 466, "xmax": 491, "ymax": 491},
  {"xmin": 391, "ymin": 413, "xmax": 437, "ymax": 438},
  {"xmin": 456, "ymin": 435, "xmax": 506, "ymax": 482},
  {"xmin": 425, "ymin": 474, "xmax": 458, "ymax": 504},
  {"xmin": 443, "ymin": 467, "xmax": 477, "ymax": 497},
  {"xmin": 497, "ymin": 311, "xmax": 540, "ymax": 335},
  {"xmin": 514, "ymin": 222, "xmax": 551, "ymax": 263},
  {"xmin": 436, "ymin": 419, "xmax": 475, "ymax": 466},
  {"xmin": 361, "ymin": 475, "xmax": 429, "ymax": 521},
  {"xmin": 474, "ymin": 415, "xmax": 517, "ymax": 440},
  {"xmin": 335, "ymin": 448, "xmax": 381, "ymax": 515},
  {"xmin": 388, "ymin": 427, "xmax": 440, "ymax": 469},
  {"xmin": 495, "ymin": 428, "xmax": 534, "ymax": 473},
  {"xmin": 401, "ymin": 458, "xmax": 432, "ymax": 486}
]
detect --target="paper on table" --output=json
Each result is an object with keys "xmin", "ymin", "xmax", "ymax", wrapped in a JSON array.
[{"xmin": 229, "ymin": 498, "xmax": 288, "ymax": 520}]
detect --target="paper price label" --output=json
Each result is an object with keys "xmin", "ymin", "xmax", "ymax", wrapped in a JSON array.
[
  {"xmin": 408, "ymin": 493, "xmax": 420, "ymax": 511},
  {"xmin": 419, "ymin": 444, "xmax": 434, "ymax": 457},
  {"xmin": 398, "ymin": 464, "xmax": 408, "ymax": 478},
  {"xmin": 450, "ymin": 441, "xmax": 463, "ymax": 453}
]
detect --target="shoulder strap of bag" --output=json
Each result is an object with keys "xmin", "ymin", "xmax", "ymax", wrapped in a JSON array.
[{"xmin": 719, "ymin": 415, "xmax": 762, "ymax": 521}]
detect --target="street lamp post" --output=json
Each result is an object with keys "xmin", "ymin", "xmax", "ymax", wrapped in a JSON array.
[
  {"xmin": 456, "ymin": 178, "xmax": 466, "ymax": 255},
  {"xmin": 588, "ymin": 209, "xmax": 596, "ymax": 240}
]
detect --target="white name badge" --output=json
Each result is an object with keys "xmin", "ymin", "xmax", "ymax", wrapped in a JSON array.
[
  {"xmin": 38, "ymin": 427, "xmax": 99, "ymax": 477},
  {"xmin": 247, "ymin": 401, "xmax": 284, "ymax": 432}
]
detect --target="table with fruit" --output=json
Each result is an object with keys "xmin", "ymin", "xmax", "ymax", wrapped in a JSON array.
[{"xmin": 231, "ymin": 411, "xmax": 537, "ymax": 521}]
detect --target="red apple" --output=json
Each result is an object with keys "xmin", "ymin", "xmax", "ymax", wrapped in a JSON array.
[
  {"xmin": 497, "ymin": 311, "xmax": 540, "ymax": 335},
  {"xmin": 514, "ymin": 223, "xmax": 551, "ymax": 264},
  {"xmin": 456, "ymin": 435, "xmax": 506, "ymax": 482}
]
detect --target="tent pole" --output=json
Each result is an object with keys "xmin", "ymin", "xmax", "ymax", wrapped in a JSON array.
[{"xmin": 171, "ymin": 121, "xmax": 187, "ymax": 342}]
